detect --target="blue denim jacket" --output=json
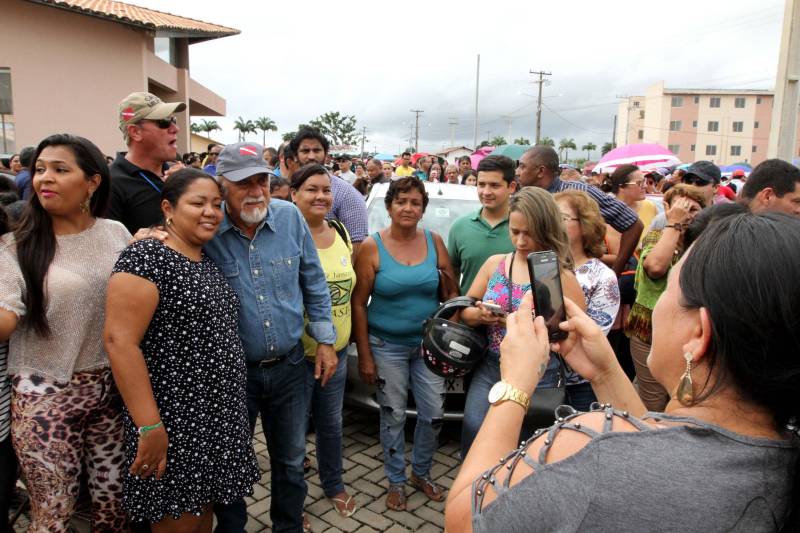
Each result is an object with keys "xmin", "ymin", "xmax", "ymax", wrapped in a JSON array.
[{"xmin": 204, "ymin": 199, "xmax": 336, "ymax": 361}]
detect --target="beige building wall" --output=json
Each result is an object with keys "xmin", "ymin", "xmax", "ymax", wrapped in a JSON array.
[
  {"xmin": 2, "ymin": 0, "xmax": 149, "ymax": 156},
  {"xmin": 643, "ymin": 82, "xmax": 670, "ymax": 146},
  {"xmin": 615, "ymin": 96, "xmax": 646, "ymax": 147}
]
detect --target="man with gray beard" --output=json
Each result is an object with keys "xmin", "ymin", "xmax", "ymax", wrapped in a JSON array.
[{"xmin": 207, "ymin": 142, "xmax": 337, "ymax": 532}]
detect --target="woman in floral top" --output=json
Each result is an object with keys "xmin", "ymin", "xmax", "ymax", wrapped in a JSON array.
[
  {"xmin": 555, "ymin": 190, "xmax": 620, "ymax": 410},
  {"xmin": 459, "ymin": 187, "xmax": 585, "ymax": 458}
]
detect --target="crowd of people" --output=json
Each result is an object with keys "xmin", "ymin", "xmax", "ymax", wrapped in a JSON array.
[{"xmin": 0, "ymin": 90, "xmax": 798, "ymax": 533}]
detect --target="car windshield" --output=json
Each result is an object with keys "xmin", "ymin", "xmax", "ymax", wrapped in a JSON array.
[{"xmin": 367, "ymin": 194, "xmax": 482, "ymax": 242}]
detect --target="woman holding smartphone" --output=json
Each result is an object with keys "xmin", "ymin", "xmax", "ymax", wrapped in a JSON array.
[{"xmin": 459, "ymin": 187, "xmax": 585, "ymax": 458}]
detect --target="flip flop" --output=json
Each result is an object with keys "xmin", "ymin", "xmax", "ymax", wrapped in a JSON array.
[{"xmin": 329, "ymin": 492, "xmax": 357, "ymax": 518}]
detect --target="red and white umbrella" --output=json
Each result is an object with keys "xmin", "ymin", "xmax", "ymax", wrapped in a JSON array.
[{"xmin": 594, "ymin": 143, "xmax": 680, "ymax": 174}]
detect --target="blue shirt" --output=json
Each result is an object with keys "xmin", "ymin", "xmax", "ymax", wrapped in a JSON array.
[
  {"xmin": 204, "ymin": 199, "xmax": 336, "ymax": 361},
  {"xmin": 14, "ymin": 169, "xmax": 32, "ymax": 200},
  {"xmin": 546, "ymin": 177, "xmax": 639, "ymax": 232},
  {"xmin": 203, "ymin": 163, "xmax": 217, "ymax": 176}
]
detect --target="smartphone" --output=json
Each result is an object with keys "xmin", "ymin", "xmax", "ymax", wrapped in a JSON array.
[
  {"xmin": 481, "ymin": 302, "xmax": 507, "ymax": 316},
  {"xmin": 527, "ymin": 251, "xmax": 568, "ymax": 341}
]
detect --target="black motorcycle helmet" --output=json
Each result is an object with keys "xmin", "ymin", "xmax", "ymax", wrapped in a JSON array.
[{"xmin": 422, "ymin": 296, "xmax": 488, "ymax": 378}]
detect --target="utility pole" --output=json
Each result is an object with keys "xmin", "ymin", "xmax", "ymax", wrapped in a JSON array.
[
  {"xmin": 501, "ymin": 115, "xmax": 513, "ymax": 142},
  {"xmin": 410, "ymin": 109, "xmax": 424, "ymax": 152},
  {"xmin": 529, "ymin": 69, "xmax": 552, "ymax": 145},
  {"xmin": 611, "ymin": 114, "xmax": 618, "ymax": 149},
  {"xmin": 448, "ymin": 116, "xmax": 458, "ymax": 147},
  {"xmin": 769, "ymin": 0, "xmax": 800, "ymax": 160},
  {"xmin": 360, "ymin": 126, "xmax": 367, "ymax": 157},
  {"xmin": 474, "ymin": 54, "xmax": 480, "ymax": 149}
]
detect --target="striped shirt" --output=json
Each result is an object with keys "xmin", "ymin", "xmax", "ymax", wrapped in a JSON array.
[
  {"xmin": 0, "ymin": 342, "xmax": 9, "ymax": 441},
  {"xmin": 547, "ymin": 177, "xmax": 639, "ymax": 232},
  {"xmin": 328, "ymin": 174, "xmax": 369, "ymax": 243}
]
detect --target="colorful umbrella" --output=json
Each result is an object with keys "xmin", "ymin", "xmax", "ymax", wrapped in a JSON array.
[
  {"xmin": 491, "ymin": 144, "xmax": 528, "ymax": 161},
  {"xmin": 469, "ymin": 146, "xmax": 495, "ymax": 169},
  {"xmin": 594, "ymin": 143, "xmax": 681, "ymax": 174},
  {"xmin": 372, "ymin": 153, "xmax": 396, "ymax": 161}
]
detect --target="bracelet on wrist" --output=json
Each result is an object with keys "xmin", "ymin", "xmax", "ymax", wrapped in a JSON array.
[{"xmin": 138, "ymin": 421, "xmax": 162, "ymax": 437}]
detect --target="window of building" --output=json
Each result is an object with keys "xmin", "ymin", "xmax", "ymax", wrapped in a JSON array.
[
  {"xmin": 0, "ymin": 68, "xmax": 14, "ymax": 153},
  {"xmin": 706, "ymin": 145, "xmax": 717, "ymax": 156},
  {"xmin": 732, "ymin": 121, "xmax": 744, "ymax": 132},
  {"xmin": 708, "ymin": 121, "xmax": 719, "ymax": 132},
  {"xmin": 690, "ymin": 144, "xmax": 696, "ymax": 152},
  {"xmin": 710, "ymin": 97, "xmax": 721, "ymax": 108},
  {"xmin": 668, "ymin": 144, "xmax": 680, "ymax": 154},
  {"xmin": 671, "ymin": 96, "xmax": 684, "ymax": 107},
  {"xmin": 692, "ymin": 120, "xmax": 698, "ymax": 128},
  {"xmin": 694, "ymin": 96, "xmax": 700, "ymax": 104},
  {"xmin": 734, "ymin": 97, "xmax": 746, "ymax": 108},
  {"xmin": 754, "ymin": 121, "xmax": 759, "ymax": 129},
  {"xmin": 638, "ymin": 129, "xmax": 644, "ymax": 140},
  {"xmin": 730, "ymin": 145, "xmax": 742, "ymax": 156},
  {"xmin": 669, "ymin": 120, "xmax": 682, "ymax": 132},
  {"xmin": 752, "ymin": 145, "xmax": 757, "ymax": 153},
  {"xmin": 757, "ymin": 97, "xmax": 762, "ymax": 104},
  {"xmin": 639, "ymin": 110, "xmax": 645, "ymax": 119},
  {"xmin": 633, "ymin": 101, "xmax": 640, "ymax": 108},
  {"xmin": 154, "ymin": 37, "xmax": 177, "ymax": 66}
]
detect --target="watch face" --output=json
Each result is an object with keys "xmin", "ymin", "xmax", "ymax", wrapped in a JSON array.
[{"xmin": 488, "ymin": 381, "xmax": 507, "ymax": 403}]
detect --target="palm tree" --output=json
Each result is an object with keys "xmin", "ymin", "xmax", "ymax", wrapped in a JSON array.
[
  {"xmin": 582, "ymin": 142, "xmax": 597, "ymax": 160},
  {"xmin": 559, "ymin": 138, "xmax": 577, "ymax": 162},
  {"xmin": 537, "ymin": 136, "xmax": 555, "ymax": 147},
  {"xmin": 200, "ymin": 119, "xmax": 221, "ymax": 140},
  {"xmin": 254, "ymin": 117, "xmax": 278, "ymax": 146},
  {"xmin": 233, "ymin": 116, "xmax": 255, "ymax": 142},
  {"xmin": 190, "ymin": 122, "xmax": 201, "ymax": 135},
  {"xmin": 601, "ymin": 142, "xmax": 615, "ymax": 156},
  {"xmin": 513, "ymin": 137, "xmax": 531, "ymax": 146}
]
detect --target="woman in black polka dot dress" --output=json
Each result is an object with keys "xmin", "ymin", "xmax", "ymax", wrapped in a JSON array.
[{"xmin": 104, "ymin": 169, "xmax": 259, "ymax": 529}]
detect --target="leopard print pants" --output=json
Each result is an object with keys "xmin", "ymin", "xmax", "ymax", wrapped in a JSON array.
[{"xmin": 11, "ymin": 369, "xmax": 128, "ymax": 532}]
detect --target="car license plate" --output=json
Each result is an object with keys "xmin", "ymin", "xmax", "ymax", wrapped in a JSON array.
[{"xmin": 445, "ymin": 378, "xmax": 464, "ymax": 394}]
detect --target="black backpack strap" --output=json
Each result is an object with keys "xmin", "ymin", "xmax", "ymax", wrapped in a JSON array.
[{"xmin": 328, "ymin": 219, "xmax": 350, "ymax": 247}]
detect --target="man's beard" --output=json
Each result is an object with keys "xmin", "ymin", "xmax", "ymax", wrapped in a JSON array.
[{"xmin": 240, "ymin": 196, "xmax": 268, "ymax": 224}]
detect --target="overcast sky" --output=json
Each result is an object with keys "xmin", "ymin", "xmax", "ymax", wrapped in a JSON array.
[{"xmin": 136, "ymin": 0, "xmax": 785, "ymax": 155}]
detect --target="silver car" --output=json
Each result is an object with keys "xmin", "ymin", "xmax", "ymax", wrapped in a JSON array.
[{"xmin": 344, "ymin": 181, "xmax": 481, "ymax": 421}]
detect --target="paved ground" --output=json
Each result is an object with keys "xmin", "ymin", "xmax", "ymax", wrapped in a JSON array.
[{"xmin": 12, "ymin": 407, "xmax": 462, "ymax": 532}]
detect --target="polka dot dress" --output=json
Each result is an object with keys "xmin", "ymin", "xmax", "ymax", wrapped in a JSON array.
[{"xmin": 112, "ymin": 239, "xmax": 259, "ymax": 523}]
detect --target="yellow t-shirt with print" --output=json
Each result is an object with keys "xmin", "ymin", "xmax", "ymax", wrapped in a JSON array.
[
  {"xmin": 302, "ymin": 224, "xmax": 356, "ymax": 356},
  {"xmin": 395, "ymin": 165, "xmax": 415, "ymax": 177}
]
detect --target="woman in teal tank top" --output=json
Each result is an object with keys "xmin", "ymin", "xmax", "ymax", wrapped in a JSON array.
[{"xmin": 352, "ymin": 177, "xmax": 458, "ymax": 511}]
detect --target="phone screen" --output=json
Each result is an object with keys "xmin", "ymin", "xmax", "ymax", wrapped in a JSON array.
[{"xmin": 527, "ymin": 251, "xmax": 567, "ymax": 341}]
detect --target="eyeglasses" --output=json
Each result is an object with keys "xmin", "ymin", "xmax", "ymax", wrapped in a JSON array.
[
  {"xmin": 142, "ymin": 116, "xmax": 177, "ymax": 129},
  {"xmin": 624, "ymin": 180, "xmax": 646, "ymax": 188},
  {"xmin": 561, "ymin": 214, "xmax": 580, "ymax": 222},
  {"xmin": 682, "ymin": 175, "xmax": 711, "ymax": 186}
]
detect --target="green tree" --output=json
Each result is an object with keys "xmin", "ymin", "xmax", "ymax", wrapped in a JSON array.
[
  {"xmin": 574, "ymin": 157, "xmax": 588, "ymax": 168},
  {"xmin": 582, "ymin": 142, "xmax": 597, "ymax": 160},
  {"xmin": 478, "ymin": 140, "xmax": 491, "ymax": 148},
  {"xmin": 309, "ymin": 111, "xmax": 359, "ymax": 146},
  {"xmin": 513, "ymin": 137, "xmax": 531, "ymax": 145},
  {"xmin": 254, "ymin": 117, "xmax": 278, "ymax": 146},
  {"xmin": 190, "ymin": 122, "xmax": 201, "ymax": 134},
  {"xmin": 281, "ymin": 123, "xmax": 311, "ymax": 143},
  {"xmin": 233, "ymin": 116, "xmax": 256, "ymax": 142},
  {"xmin": 601, "ymin": 141, "xmax": 616, "ymax": 156},
  {"xmin": 199, "ymin": 119, "xmax": 221, "ymax": 140},
  {"xmin": 559, "ymin": 138, "xmax": 577, "ymax": 162},
  {"xmin": 537, "ymin": 136, "xmax": 555, "ymax": 147},
  {"xmin": 489, "ymin": 135, "xmax": 507, "ymax": 146}
]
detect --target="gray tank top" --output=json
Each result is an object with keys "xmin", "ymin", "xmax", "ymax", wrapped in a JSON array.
[{"xmin": 473, "ymin": 406, "xmax": 799, "ymax": 533}]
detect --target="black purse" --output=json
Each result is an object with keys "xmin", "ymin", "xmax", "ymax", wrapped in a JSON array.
[{"xmin": 505, "ymin": 252, "xmax": 568, "ymax": 435}]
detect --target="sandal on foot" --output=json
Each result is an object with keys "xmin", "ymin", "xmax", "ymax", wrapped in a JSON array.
[
  {"xmin": 329, "ymin": 491, "xmax": 357, "ymax": 518},
  {"xmin": 409, "ymin": 472, "xmax": 446, "ymax": 502},
  {"xmin": 303, "ymin": 513, "xmax": 312, "ymax": 532},
  {"xmin": 385, "ymin": 484, "xmax": 407, "ymax": 511}
]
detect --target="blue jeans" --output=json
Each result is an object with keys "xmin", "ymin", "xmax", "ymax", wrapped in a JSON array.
[
  {"xmin": 566, "ymin": 381, "xmax": 597, "ymax": 412},
  {"xmin": 214, "ymin": 342, "xmax": 308, "ymax": 533},
  {"xmin": 304, "ymin": 348, "xmax": 347, "ymax": 498},
  {"xmin": 369, "ymin": 334, "xmax": 444, "ymax": 485},
  {"xmin": 461, "ymin": 351, "xmax": 562, "ymax": 459}
]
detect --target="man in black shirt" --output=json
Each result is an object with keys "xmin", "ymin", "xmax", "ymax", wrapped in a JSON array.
[{"xmin": 107, "ymin": 91, "xmax": 186, "ymax": 234}]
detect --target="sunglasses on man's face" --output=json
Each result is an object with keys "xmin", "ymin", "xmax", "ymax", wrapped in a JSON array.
[
  {"xmin": 142, "ymin": 116, "xmax": 177, "ymax": 129},
  {"xmin": 682, "ymin": 175, "xmax": 711, "ymax": 186}
]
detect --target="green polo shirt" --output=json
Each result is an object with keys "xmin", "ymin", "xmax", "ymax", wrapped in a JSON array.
[{"xmin": 448, "ymin": 208, "xmax": 514, "ymax": 294}]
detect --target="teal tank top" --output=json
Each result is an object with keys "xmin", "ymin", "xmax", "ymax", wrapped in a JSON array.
[{"xmin": 367, "ymin": 230, "xmax": 440, "ymax": 346}]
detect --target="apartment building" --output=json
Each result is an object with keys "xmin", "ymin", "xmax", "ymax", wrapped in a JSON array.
[
  {"xmin": 1, "ymin": 0, "xmax": 239, "ymax": 156},
  {"xmin": 615, "ymin": 81, "xmax": 799, "ymax": 166}
]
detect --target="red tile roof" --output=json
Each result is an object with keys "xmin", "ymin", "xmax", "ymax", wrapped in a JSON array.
[{"xmin": 28, "ymin": 0, "xmax": 239, "ymax": 39}]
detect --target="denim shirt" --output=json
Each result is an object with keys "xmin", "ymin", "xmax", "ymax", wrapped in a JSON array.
[{"xmin": 204, "ymin": 199, "xmax": 336, "ymax": 361}]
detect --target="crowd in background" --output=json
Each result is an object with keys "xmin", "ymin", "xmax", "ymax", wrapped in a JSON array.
[{"xmin": 0, "ymin": 90, "xmax": 798, "ymax": 533}]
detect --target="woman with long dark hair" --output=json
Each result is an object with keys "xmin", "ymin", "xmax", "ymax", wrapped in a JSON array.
[
  {"xmin": 0, "ymin": 134, "xmax": 130, "ymax": 531},
  {"xmin": 447, "ymin": 211, "xmax": 800, "ymax": 533},
  {"xmin": 104, "ymin": 168, "xmax": 259, "ymax": 531}
]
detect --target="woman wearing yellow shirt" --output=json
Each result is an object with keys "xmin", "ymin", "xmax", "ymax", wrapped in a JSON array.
[
  {"xmin": 602, "ymin": 164, "xmax": 658, "ymax": 265},
  {"xmin": 291, "ymin": 164, "xmax": 358, "ymax": 518}
]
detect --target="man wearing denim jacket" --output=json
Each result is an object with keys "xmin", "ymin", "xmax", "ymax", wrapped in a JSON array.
[{"xmin": 206, "ymin": 142, "xmax": 337, "ymax": 533}]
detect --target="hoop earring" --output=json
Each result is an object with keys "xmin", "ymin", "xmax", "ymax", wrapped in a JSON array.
[{"xmin": 676, "ymin": 352, "xmax": 695, "ymax": 406}]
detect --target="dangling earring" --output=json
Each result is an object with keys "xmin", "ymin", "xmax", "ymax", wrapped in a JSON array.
[
  {"xmin": 80, "ymin": 193, "xmax": 92, "ymax": 215},
  {"xmin": 676, "ymin": 352, "xmax": 695, "ymax": 406},
  {"xmin": 166, "ymin": 217, "xmax": 173, "ymax": 226}
]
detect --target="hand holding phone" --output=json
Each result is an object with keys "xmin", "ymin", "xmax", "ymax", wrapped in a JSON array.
[
  {"xmin": 527, "ymin": 251, "xmax": 568, "ymax": 341},
  {"xmin": 481, "ymin": 302, "xmax": 507, "ymax": 316}
]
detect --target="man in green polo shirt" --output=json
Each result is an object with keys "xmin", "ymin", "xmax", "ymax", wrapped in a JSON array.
[{"xmin": 448, "ymin": 154, "xmax": 518, "ymax": 293}]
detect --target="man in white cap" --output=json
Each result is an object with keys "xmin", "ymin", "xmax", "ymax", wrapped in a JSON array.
[
  {"xmin": 107, "ymin": 91, "xmax": 186, "ymax": 234},
  {"xmin": 207, "ymin": 142, "xmax": 337, "ymax": 533}
]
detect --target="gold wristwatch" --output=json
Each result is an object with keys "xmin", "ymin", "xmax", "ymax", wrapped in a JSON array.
[{"xmin": 488, "ymin": 381, "xmax": 530, "ymax": 410}]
